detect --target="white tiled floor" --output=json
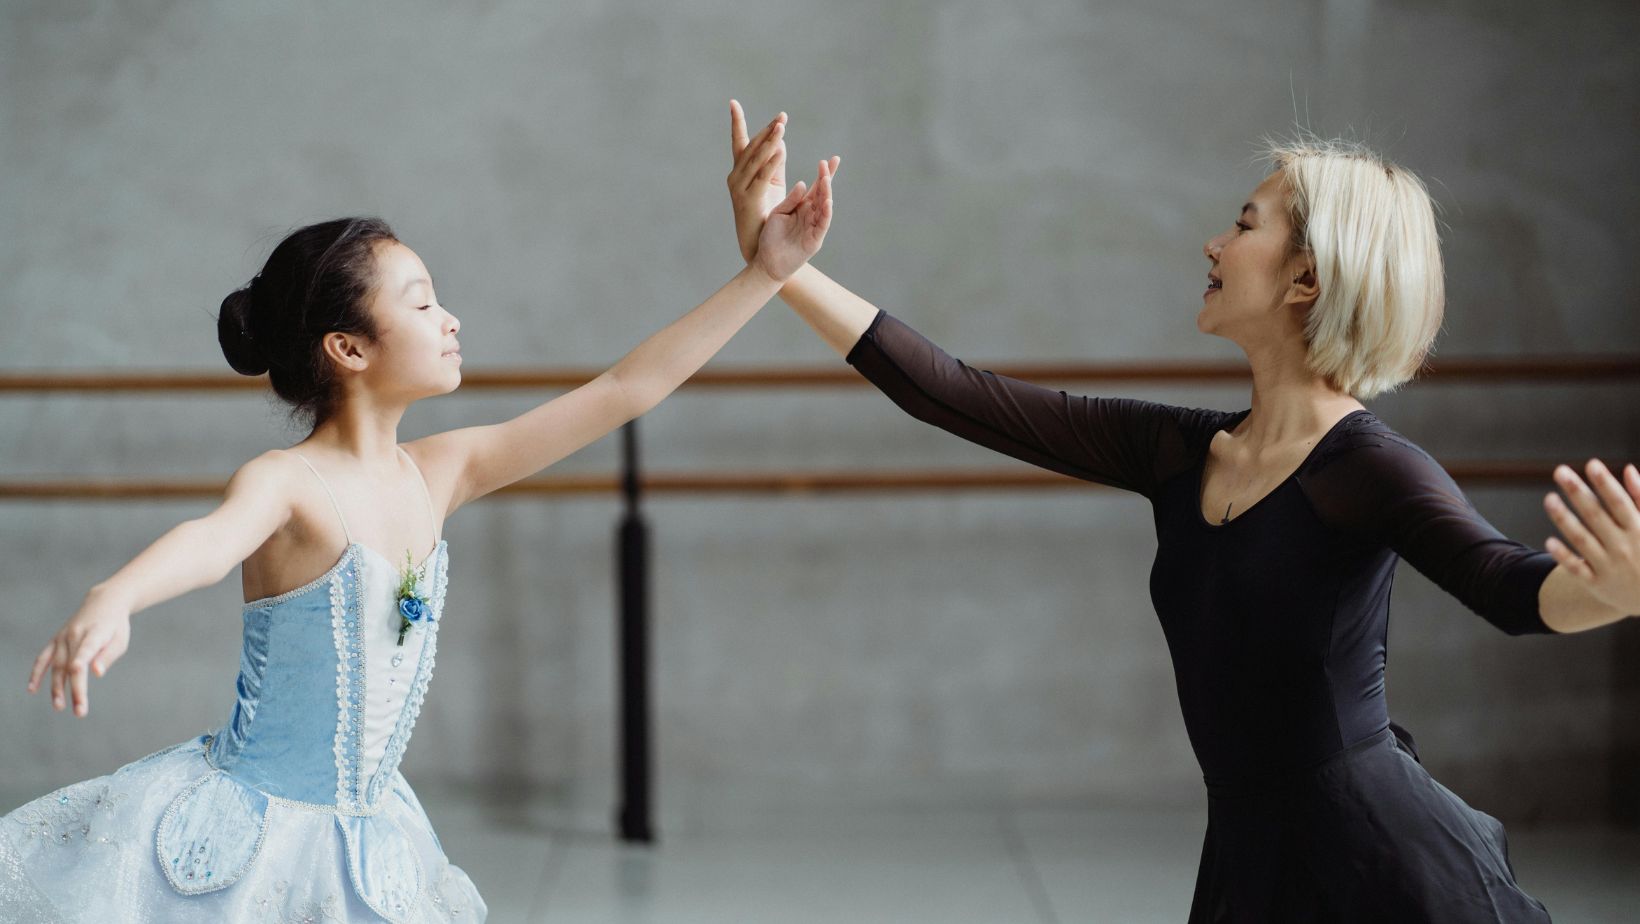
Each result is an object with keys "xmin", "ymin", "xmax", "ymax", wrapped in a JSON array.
[
  {"xmin": 422, "ymin": 792, "xmax": 1640, "ymax": 924},
  {"xmin": 3, "ymin": 782, "xmax": 1634, "ymax": 921}
]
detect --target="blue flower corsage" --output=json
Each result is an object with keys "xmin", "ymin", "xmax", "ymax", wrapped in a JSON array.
[{"xmin": 395, "ymin": 551, "xmax": 434, "ymax": 646}]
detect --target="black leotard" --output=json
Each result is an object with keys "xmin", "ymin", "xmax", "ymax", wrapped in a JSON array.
[
  {"xmin": 845, "ymin": 309, "xmax": 1556, "ymax": 788},
  {"xmin": 845, "ymin": 309, "xmax": 1559, "ymax": 920}
]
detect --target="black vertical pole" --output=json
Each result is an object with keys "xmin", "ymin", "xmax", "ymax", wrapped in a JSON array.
[{"xmin": 616, "ymin": 421, "xmax": 655, "ymax": 843}]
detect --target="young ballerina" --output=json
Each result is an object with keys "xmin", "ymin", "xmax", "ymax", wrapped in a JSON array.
[
  {"xmin": 1, "ymin": 116, "xmax": 833, "ymax": 922},
  {"xmin": 726, "ymin": 103, "xmax": 1639, "ymax": 922}
]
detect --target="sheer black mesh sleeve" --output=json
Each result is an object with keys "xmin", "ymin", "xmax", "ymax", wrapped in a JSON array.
[
  {"xmin": 844, "ymin": 310, "xmax": 1229, "ymax": 498},
  {"xmin": 1299, "ymin": 423, "xmax": 1556, "ymax": 635}
]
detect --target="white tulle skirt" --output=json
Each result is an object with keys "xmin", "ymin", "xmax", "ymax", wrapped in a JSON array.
[{"xmin": 1, "ymin": 736, "xmax": 485, "ymax": 923}]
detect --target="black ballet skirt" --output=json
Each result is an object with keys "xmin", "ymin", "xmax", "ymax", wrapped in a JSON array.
[{"xmin": 847, "ymin": 310, "xmax": 1555, "ymax": 923}]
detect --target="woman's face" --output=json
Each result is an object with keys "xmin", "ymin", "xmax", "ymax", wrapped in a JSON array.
[
  {"xmin": 358, "ymin": 241, "xmax": 462, "ymax": 399},
  {"xmin": 1198, "ymin": 170, "xmax": 1312, "ymax": 345}
]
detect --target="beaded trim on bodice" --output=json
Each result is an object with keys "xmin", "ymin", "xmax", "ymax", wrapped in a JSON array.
[
  {"xmin": 209, "ymin": 446, "xmax": 449, "ymax": 816},
  {"xmin": 212, "ymin": 539, "xmax": 449, "ymax": 815}
]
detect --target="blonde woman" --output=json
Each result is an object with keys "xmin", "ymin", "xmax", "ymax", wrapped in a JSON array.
[{"xmin": 727, "ymin": 103, "xmax": 1639, "ymax": 923}]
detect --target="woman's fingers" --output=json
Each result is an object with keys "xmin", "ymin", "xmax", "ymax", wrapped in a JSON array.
[
  {"xmin": 1545, "ymin": 489, "xmax": 1605, "ymax": 567},
  {"xmin": 738, "ymin": 119, "xmax": 785, "ymax": 192},
  {"xmin": 1554, "ymin": 464, "xmax": 1620, "ymax": 547},
  {"xmin": 752, "ymin": 139, "xmax": 786, "ymax": 188},
  {"xmin": 1546, "ymin": 536, "xmax": 1594, "ymax": 581},
  {"xmin": 728, "ymin": 116, "xmax": 771, "ymax": 183},
  {"xmin": 1585, "ymin": 459, "xmax": 1639, "ymax": 531},
  {"xmin": 729, "ymin": 114, "xmax": 785, "ymax": 189},
  {"xmin": 730, "ymin": 99, "xmax": 749, "ymax": 156}
]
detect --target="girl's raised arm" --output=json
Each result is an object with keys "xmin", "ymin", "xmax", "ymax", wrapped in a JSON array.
[
  {"xmin": 27, "ymin": 450, "xmax": 297, "ymax": 716},
  {"xmin": 415, "ymin": 135, "xmax": 834, "ymax": 516}
]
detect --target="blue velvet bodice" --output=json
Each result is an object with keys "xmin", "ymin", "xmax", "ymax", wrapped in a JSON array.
[{"xmin": 206, "ymin": 540, "xmax": 449, "ymax": 811}]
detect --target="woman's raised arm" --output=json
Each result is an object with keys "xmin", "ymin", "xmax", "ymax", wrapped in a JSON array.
[{"xmin": 727, "ymin": 102, "xmax": 1220, "ymax": 497}]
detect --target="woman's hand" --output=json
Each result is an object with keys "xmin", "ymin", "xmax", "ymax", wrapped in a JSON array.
[
  {"xmin": 728, "ymin": 100, "xmax": 840, "ymax": 265},
  {"xmin": 26, "ymin": 589, "xmax": 132, "ymax": 717},
  {"xmin": 749, "ymin": 157, "xmax": 834, "ymax": 283},
  {"xmin": 1543, "ymin": 459, "xmax": 1640, "ymax": 618},
  {"xmin": 728, "ymin": 102, "xmax": 786, "ymax": 263}
]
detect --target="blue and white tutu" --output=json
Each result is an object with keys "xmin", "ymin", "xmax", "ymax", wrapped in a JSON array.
[{"xmin": 2, "ymin": 450, "xmax": 485, "ymax": 922}]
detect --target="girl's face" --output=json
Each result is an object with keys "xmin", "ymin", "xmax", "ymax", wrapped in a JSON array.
[
  {"xmin": 359, "ymin": 241, "xmax": 462, "ymax": 399},
  {"xmin": 1198, "ymin": 170, "xmax": 1313, "ymax": 346}
]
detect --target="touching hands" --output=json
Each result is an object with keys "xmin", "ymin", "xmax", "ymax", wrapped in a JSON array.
[
  {"xmin": 728, "ymin": 100, "xmax": 841, "ymax": 272},
  {"xmin": 26, "ymin": 591, "xmax": 132, "ymax": 717},
  {"xmin": 1543, "ymin": 459, "xmax": 1640, "ymax": 618},
  {"xmin": 746, "ymin": 151, "xmax": 835, "ymax": 283}
]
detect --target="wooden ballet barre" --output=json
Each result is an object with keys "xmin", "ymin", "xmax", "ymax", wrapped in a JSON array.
[
  {"xmin": 0, "ymin": 355, "xmax": 1637, "ymax": 393},
  {"xmin": 0, "ymin": 462, "xmax": 1572, "ymax": 500}
]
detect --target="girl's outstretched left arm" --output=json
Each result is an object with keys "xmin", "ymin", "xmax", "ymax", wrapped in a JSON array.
[
  {"xmin": 27, "ymin": 450, "xmax": 296, "ymax": 716},
  {"xmin": 416, "ymin": 146, "xmax": 835, "ymax": 516}
]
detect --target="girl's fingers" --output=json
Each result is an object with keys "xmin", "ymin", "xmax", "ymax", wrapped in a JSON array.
[
  {"xmin": 69, "ymin": 652, "xmax": 89, "ymax": 716},
  {"xmin": 90, "ymin": 636, "xmax": 125, "ymax": 677},
  {"xmin": 730, "ymin": 99, "xmax": 749, "ymax": 156},
  {"xmin": 810, "ymin": 161, "xmax": 833, "ymax": 226},
  {"xmin": 1585, "ymin": 459, "xmax": 1639, "ymax": 531},
  {"xmin": 50, "ymin": 649, "xmax": 67, "ymax": 711},
  {"xmin": 1624, "ymin": 463, "xmax": 1640, "ymax": 503},
  {"xmin": 1546, "ymin": 536, "xmax": 1594, "ymax": 581},
  {"xmin": 1544, "ymin": 491, "xmax": 1605, "ymax": 565},
  {"xmin": 773, "ymin": 180, "xmax": 807, "ymax": 216},
  {"xmin": 28, "ymin": 643, "xmax": 54, "ymax": 692}
]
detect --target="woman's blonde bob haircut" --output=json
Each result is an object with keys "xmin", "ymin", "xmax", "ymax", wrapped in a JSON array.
[{"xmin": 1264, "ymin": 137, "xmax": 1444, "ymax": 399}]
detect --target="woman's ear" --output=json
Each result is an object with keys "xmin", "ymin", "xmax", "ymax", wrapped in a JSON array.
[
  {"xmin": 322, "ymin": 331, "xmax": 370, "ymax": 372},
  {"xmin": 1286, "ymin": 257, "xmax": 1320, "ymax": 308}
]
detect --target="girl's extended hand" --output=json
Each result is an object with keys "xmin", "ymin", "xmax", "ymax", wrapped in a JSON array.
[
  {"xmin": 728, "ymin": 100, "xmax": 840, "ymax": 265},
  {"xmin": 26, "ymin": 591, "xmax": 132, "ymax": 717},
  {"xmin": 750, "ymin": 157, "xmax": 834, "ymax": 283},
  {"xmin": 1543, "ymin": 459, "xmax": 1640, "ymax": 617}
]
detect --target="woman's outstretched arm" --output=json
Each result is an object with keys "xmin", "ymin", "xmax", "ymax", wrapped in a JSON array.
[
  {"xmin": 416, "ymin": 122, "xmax": 835, "ymax": 516},
  {"xmin": 27, "ymin": 450, "xmax": 297, "ymax": 716},
  {"xmin": 1304, "ymin": 438, "xmax": 1635, "ymax": 635},
  {"xmin": 726, "ymin": 102, "xmax": 1219, "ymax": 497}
]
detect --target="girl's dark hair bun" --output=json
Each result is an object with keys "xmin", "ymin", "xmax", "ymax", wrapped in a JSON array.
[
  {"xmin": 215, "ymin": 217, "xmax": 399, "ymax": 430},
  {"xmin": 217, "ymin": 283, "xmax": 268, "ymax": 376}
]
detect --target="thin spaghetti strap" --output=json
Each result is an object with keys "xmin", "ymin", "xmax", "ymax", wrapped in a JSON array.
[
  {"xmin": 288, "ymin": 451, "xmax": 354, "ymax": 544},
  {"xmin": 396, "ymin": 445, "xmax": 441, "ymax": 543}
]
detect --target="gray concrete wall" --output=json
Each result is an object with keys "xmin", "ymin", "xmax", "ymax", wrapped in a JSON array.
[{"xmin": 2, "ymin": 0, "xmax": 1636, "ymax": 825}]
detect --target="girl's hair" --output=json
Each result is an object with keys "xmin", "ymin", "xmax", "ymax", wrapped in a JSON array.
[
  {"xmin": 1263, "ymin": 137, "xmax": 1444, "ymax": 399},
  {"xmin": 217, "ymin": 217, "xmax": 399, "ymax": 430}
]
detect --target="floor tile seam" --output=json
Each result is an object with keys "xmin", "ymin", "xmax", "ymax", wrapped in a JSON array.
[
  {"xmin": 998, "ymin": 809, "xmax": 1063, "ymax": 924},
  {"xmin": 525, "ymin": 833, "xmax": 573, "ymax": 922}
]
